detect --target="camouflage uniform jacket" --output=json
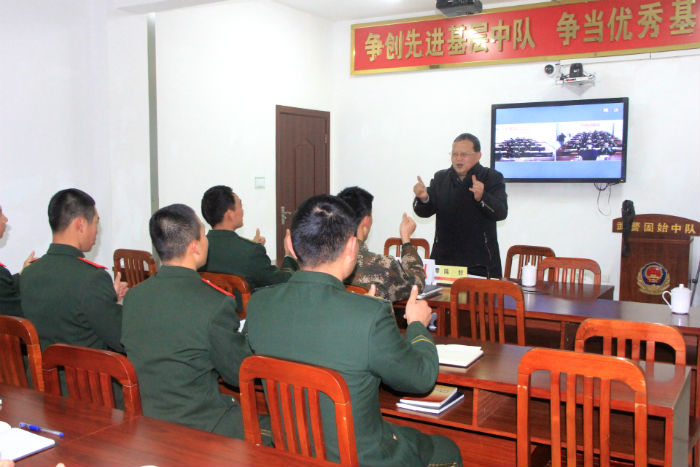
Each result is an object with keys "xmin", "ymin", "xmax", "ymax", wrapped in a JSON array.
[{"xmin": 346, "ymin": 240, "xmax": 425, "ymax": 302}]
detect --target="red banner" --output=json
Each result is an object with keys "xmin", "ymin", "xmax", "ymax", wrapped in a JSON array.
[{"xmin": 351, "ymin": 0, "xmax": 699, "ymax": 74}]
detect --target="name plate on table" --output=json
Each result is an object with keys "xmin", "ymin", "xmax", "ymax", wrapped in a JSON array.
[{"xmin": 434, "ymin": 265, "xmax": 468, "ymax": 285}]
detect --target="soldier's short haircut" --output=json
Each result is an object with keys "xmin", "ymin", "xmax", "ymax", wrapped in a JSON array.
[
  {"xmin": 150, "ymin": 204, "xmax": 202, "ymax": 262},
  {"xmin": 453, "ymin": 132, "xmax": 481, "ymax": 152},
  {"xmin": 337, "ymin": 186, "xmax": 373, "ymax": 224},
  {"xmin": 201, "ymin": 185, "xmax": 236, "ymax": 228},
  {"xmin": 48, "ymin": 188, "xmax": 96, "ymax": 233},
  {"xmin": 291, "ymin": 195, "xmax": 358, "ymax": 268}
]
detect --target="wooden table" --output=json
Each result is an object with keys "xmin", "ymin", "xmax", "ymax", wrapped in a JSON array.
[
  {"xmin": 380, "ymin": 338, "xmax": 691, "ymax": 467},
  {"xmin": 419, "ymin": 279, "xmax": 700, "ymax": 416},
  {"xmin": 0, "ymin": 384, "xmax": 336, "ymax": 467},
  {"xmin": 412, "ymin": 280, "xmax": 614, "ymax": 337}
]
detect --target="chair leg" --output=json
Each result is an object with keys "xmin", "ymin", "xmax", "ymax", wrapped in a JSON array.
[{"xmin": 559, "ymin": 322, "xmax": 566, "ymax": 349}]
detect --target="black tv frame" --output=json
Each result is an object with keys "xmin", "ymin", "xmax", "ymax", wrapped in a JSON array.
[{"xmin": 490, "ymin": 97, "xmax": 629, "ymax": 183}]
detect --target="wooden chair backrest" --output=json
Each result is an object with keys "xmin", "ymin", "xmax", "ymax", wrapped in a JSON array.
[
  {"xmin": 239, "ymin": 355, "xmax": 358, "ymax": 466},
  {"xmin": 200, "ymin": 271, "xmax": 251, "ymax": 318},
  {"xmin": 449, "ymin": 277, "xmax": 526, "ymax": 345},
  {"xmin": 345, "ymin": 284, "xmax": 368, "ymax": 295},
  {"xmin": 42, "ymin": 343, "xmax": 142, "ymax": 416},
  {"xmin": 0, "ymin": 316, "xmax": 44, "ymax": 391},
  {"xmin": 383, "ymin": 237, "xmax": 430, "ymax": 259},
  {"xmin": 575, "ymin": 318, "xmax": 686, "ymax": 365},
  {"xmin": 113, "ymin": 248, "xmax": 157, "ymax": 288},
  {"xmin": 537, "ymin": 256, "xmax": 601, "ymax": 285},
  {"xmin": 517, "ymin": 348, "xmax": 648, "ymax": 467},
  {"xmin": 504, "ymin": 245, "xmax": 556, "ymax": 280}
]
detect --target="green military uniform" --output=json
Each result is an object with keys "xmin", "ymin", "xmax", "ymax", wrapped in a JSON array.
[
  {"xmin": 246, "ymin": 271, "xmax": 462, "ymax": 467},
  {"xmin": 20, "ymin": 243, "xmax": 123, "ymax": 352},
  {"xmin": 0, "ymin": 262, "xmax": 22, "ymax": 317},
  {"xmin": 200, "ymin": 229, "xmax": 298, "ymax": 290},
  {"xmin": 122, "ymin": 265, "xmax": 251, "ymax": 438},
  {"xmin": 346, "ymin": 240, "xmax": 425, "ymax": 302}
]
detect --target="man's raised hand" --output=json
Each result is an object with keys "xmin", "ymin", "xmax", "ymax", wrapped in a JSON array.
[
  {"xmin": 413, "ymin": 176, "xmax": 428, "ymax": 201},
  {"xmin": 404, "ymin": 285, "xmax": 432, "ymax": 327}
]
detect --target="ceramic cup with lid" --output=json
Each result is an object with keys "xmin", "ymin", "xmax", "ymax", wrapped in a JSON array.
[{"xmin": 662, "ymin": 284, "xmax": 691, "ymax": 314}]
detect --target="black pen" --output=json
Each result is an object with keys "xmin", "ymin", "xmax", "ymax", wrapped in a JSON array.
[{"xmin": 18, "ymin": 422, "xmax": 65, "ymax": 437}]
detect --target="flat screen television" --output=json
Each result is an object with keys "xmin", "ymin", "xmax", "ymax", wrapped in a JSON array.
[{"xmin": 490, "ymin": 97, "xmax": 628, "ymax": 183}]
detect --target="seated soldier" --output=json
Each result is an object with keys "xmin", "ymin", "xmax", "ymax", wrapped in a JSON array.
[
  {"xmin": 20, "ymin": 189, "xmax": 125, "ymax": 351},
  {"xmin": 199, "ymin": 185, "xmax": 297, "ymax": 293},
  {"xmin": 337, "ymin": 186, "xmax": 425, "ymax": 302},
  {"xmin": 0, "ymin": 203, "xmax": 35, "ymax": 316},
  {"xmin": 122, "ymin": 203, "xmax": 254, "ymax": 439},
  {"xmin": 246, "ymin": 194, "xmax": 462, "ymax": 467}
]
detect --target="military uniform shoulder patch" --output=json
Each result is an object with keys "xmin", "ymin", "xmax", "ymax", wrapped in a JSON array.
[
  {"xmin": 77, "ymin": 257, "xmax": 107, "ymax": 269},
  {"xmin": 202, "ymin": 278, "xmax": 234, "ymax": 297}
]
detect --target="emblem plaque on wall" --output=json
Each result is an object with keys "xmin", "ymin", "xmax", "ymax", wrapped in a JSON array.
[{"xmin": 637, "ymin": 262, "xmax": 670, "ymax": 295}]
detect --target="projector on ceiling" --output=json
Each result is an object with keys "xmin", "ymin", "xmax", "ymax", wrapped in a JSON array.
[{"xmin": 436, "ymin": 0, "xmax": 483, "ymax": 17}]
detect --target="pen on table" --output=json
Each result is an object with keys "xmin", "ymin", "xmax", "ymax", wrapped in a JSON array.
[{"xmin": 18, "ymin": 422, "xmax": 65, "ymax": 438}]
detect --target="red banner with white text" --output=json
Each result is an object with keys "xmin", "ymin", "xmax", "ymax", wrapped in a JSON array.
[{"xmin": 351, "ymin": 0, "xmax": 699, "ymax": 74}]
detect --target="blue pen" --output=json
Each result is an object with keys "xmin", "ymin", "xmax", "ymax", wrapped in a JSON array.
[{"xmin": 18, "ymin": 422, "xmax": 65, "ymax": 438}]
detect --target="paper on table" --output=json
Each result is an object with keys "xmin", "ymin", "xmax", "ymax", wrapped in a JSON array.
[
  {"xmin": 436, "ymin": 344, "xmax": 483, "ymax": 367},
  {"xmin": 0, "ymin": 422, "xmax": 55, "ymax": 461}
]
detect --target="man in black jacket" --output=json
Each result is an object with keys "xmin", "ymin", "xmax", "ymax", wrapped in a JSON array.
[{"xmin": 413, "ymin": 133, "xmax": 508, "ymax": 277}]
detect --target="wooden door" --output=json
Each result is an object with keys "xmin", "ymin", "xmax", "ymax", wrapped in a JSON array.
[{"xmin": 275, "ymin": 105, "xmax": 330, "ymax": 261}]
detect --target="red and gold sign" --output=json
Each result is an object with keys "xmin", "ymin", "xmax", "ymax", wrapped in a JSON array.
[
  {"xmin": 614, "ymin": 220, "xmax": 699, "ymax": 235},
  {"xmin": 351, "ymin": 0, "xmax": 700, "ymax": 74}
]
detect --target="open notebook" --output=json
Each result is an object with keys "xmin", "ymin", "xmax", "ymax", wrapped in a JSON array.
[
  {"xmin": 436, "ymin": 344, "xmax": 483, "ymax": 367},
  {"xmin": 0, "ymin": 422, "xmax": 56, "ymax": 461}
]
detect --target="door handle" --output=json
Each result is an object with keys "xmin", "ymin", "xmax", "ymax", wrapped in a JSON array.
[{"xmin": 280, "ymin": 206, "xmax": 294, "ymax": 225}]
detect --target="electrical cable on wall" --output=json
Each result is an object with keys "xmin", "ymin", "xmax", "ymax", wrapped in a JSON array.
[{"xmin": 594, "ymin": 182, "xmax": 617, "ymax": 216}]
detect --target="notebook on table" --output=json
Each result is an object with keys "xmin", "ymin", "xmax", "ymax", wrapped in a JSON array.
[
  {"xmin": 0, "ymin": 422, "xmax": 56, "ymax": 461},
  {"xmin": 436, "ymin": 344, "xmax": 484, "ymax": 367}
]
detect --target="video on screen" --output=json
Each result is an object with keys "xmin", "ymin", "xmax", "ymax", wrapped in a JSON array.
[{"xmin": 491, "ymin": 99, "xmax": 628, "ymax": 182}]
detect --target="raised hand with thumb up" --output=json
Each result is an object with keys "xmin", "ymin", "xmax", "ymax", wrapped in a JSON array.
[{"xmin": 404, "ymin": 285, "xmax": 432, "ymax": 327}]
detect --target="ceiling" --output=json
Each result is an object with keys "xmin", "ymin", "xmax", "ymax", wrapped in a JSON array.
[
  {"xmin": 267, "ymin": 0, "xmax": 523, "ymax": 21},
  {"xmin": 114, "ymin": 0, "xmax": 528, "ymax": 21}
]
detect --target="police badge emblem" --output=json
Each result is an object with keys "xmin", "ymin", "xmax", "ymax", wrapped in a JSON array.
[{"xmin": 637, "ymin": 262, "xmax": 671, "ymax": 295}]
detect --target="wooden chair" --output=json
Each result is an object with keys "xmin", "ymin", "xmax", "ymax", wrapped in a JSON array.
[
  {"xmin": 113, "ymin": 248, "xmax": 157, "ymax": 287},
  {"xmin": 575, "ymin": 318, "xmax": 700, "ymax": 465},
  {"xmin": 504, "ymin": 245, "xmax": 555, "ymax": 280},
  {"xmin": 537, "ymin": 257, "xmax": 601, "ymax": 349},
  {"xmin": 200, "ymin": 271, "xmax": 251, "ymax": 318},
  {"xmin": 574, "ymin": 318, "xmax": 686, "ymax": 364},
  {"xmin": 383, "ymin": 237, "xmax": 430, "ymax": 259},
  {"xmin": 0, "ymin": 315, "xmax": 44, "ymax": 391},
  {"xmin": 449, "ymin": 277, "xmax": 526, "ymax": 345},
  {"xmin": 42, "ymin": 343, "xmax": 142, "ymax": 416},
  {"xmin": 345, "ymin": 284, "xmax": 368, "ymax": 294},
  {"xmin": 537, "ymin": 256, "xmax": 601, "ymax": 285},
  {"xmin": 517, "ymin": 347, "xmax": 648, "ymax": 467},
  {"xmin": 239, "ymin": 355, "xmax": 358, "ymax": 466}
]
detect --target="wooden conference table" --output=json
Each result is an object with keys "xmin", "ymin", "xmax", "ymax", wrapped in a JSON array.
[
  {"xmin": 416, "ymin": 280, "xmax": 614, "ymax": 337},
  {"xmin": 1, "ymin": 383, "xmax": 336, "ymax": 467},
  {"xmin": 419, "ymin": 280, "xmax": 700, "ymax": 410},
  {"xmin": 380, "ymin": 338, "xmax": 691, "ymax": 467}
]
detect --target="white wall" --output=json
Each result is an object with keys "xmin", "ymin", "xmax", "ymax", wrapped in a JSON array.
[
  {"xmin": 2, "ymin": 0, "xmax": 699, "ymax": 303},
  {"xmin": 0, "ymin": 0, "xmax": 117, "ymax": 271},
  {"xmin": 106, "ymin": 9, "xmax": 151, "ymax": 254},
  {"xmin": 329, "ymin": 16, "xmax": 700, "ymax": 297},
  {"xmin": 154, "ymin": 0, "xmax": 332, "ymax": 246}
]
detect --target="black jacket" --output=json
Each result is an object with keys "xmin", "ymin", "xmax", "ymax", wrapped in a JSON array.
[{"xmin": 413, "ymin": 163, "xmax": 508, "ymax": 277}]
